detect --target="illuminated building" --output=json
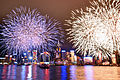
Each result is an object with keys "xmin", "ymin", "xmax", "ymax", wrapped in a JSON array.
[
  {"xmin": 0, "ymin": 57, "xmax": 5, "ymax": 64},
  {"xmin": 70, "ymin": 50, "xmax": 75, "ymax": 63},
  {"xmin": 61, "ymin": 50, "xmax": 66, "ymax": 59},
  {"xmin": 9, "ymin": 55, "xmax": 12, "ymax": 64},
  {"xmin": 5, "ymin": 55, "xmax": 9, "ymax": 63},
  {"xmin": 111, "ymin": 54, "xmax": 117, "ymax": 65},
  {"xmin": 32, "ymin": 50, "xmax": 37, "ymax": 64},
  {"xmin": 84, "ymin": 57, "xmax": 93, "ymax": 65},
  {"xmin": 22, "ymin": 50, "xmax": 37, "ymax": 64},
  {"xmin": 56, "ymin": 41, "xmax": 61, "ymax": 58}
]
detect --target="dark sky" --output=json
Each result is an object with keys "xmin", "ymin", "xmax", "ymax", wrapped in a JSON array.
[{"xmin": 0, "ymin": 0, "xmax": 91, "ymax": 51}]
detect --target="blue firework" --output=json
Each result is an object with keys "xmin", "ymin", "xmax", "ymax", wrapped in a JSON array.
[{"xmin": 0, "ymin": 6, "xmax": 63, "ymax": 55}]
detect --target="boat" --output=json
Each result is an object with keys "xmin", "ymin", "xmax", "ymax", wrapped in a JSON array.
[
  {"xmin": 39, "ymin": 62, "xmax": 50, "ymax": 69},
  {"xmin": 54, "ymin": 58, "xmax": 64, "ymax": 66}
]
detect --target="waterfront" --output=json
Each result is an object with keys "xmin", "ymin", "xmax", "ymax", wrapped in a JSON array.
[{"xmin": 0, "ymin": 65, "xmax": 120, "ymax": 80}]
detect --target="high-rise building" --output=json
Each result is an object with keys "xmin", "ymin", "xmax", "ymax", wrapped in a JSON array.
[
  {"xmin": 56, "ymin": 41, "xmax": 61, "ymax": 58},
  {"xmin": 70, "ymin": 50, "xmax": 75, "ymax": 63},
  {"xmin": 32, "ymin": 50, "xmax": 37, "ymax": 64},
  {"xmin": 61, "ymin": 50, "xmax": 66, "ymax": 59}
]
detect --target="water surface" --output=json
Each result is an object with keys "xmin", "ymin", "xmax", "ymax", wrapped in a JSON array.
[{"xmin": 0, "ymin": 65, "xmax": 120, "ymax": 80}]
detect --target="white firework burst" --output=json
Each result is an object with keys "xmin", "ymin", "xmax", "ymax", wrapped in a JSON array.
[
  {"xmin": 0, "ymin": 6, "xmax": 63, "ymax": 55},
  {"xmin": 66, "ymin": 0, "xmax": 120, "ymax": 57}
]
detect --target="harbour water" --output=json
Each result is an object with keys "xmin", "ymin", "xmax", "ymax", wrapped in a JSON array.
[{"xmin": 0, "ymin": 65, "xmax": 120, "ymax": 80}]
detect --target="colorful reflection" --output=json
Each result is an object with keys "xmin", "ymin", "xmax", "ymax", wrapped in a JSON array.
[
  {"xmin": 84, "ymin": 65, "xmax": 94, "ymax": 80},
  {"xmin": 93, "ymin": 66, "xmax": 120, "ymax": 80},
  {"xmin": 38, "ymin": 66, "xmax": 44, "ymax": 79},
  {"xmin": 69, "ymin": 65, "xmax": 77, "ymax": 80},
  {"xmin": 21, "ymin": 66, "xmax": 26, "ymax": 80},
  {"xmin": 25, "ymin": 65, "xmax": 29, "ymax": 79},
  {"xmin": 7, "ymin": 65, "xmax": 11, "ymax": 79},
  {"xmin": 32, "ymin": 65, "xmax": 37, "ymax": 79},
  {"xmin": 11, "ymin": 65, "xmax": 17, "ymax": 80},
  {"xmin": 27, "ymin": 65, "xmax": 32, "ymax": 79},
  {"xmin": 56, "ymin": 66, "xmax": 61, "ymax": 79},
  {"xmin": 44, "ymin": 69, "xmax": 49, "ymax": 80},
  {"xmin": 0, "ymin": 65, "xmax": 120, "ymax": 80},
  {"xmin": 0, "ymin": 65, "xmax": 3, "ymax": 80},
  {"xmin": 61, "ymin": 66, "xmax": 67, "ymax": 80},
  {"xmin": 50, "ymin": 66, "xmax": 61, "ymax": 80},
  {"xmin": 1, "ymin": 65, "xmax": 17, "ymax": 80},
  {"xmin": 2, "ymin": 65, "xmax": 7, "ymax": 79}
]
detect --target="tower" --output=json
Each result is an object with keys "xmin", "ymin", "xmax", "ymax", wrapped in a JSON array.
[{"xmin": 56, "ymin": 41, "xmax": 61, "ymax": 58}]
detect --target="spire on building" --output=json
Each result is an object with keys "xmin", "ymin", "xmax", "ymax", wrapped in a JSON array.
[{"xmin": 57, "ymin": 40, "xmax": 61, "ymax": 47}]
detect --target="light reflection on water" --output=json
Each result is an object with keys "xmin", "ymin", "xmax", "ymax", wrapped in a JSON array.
[
  {"xmin": 84, "ymin": 65, "xmax": 94, "ymax": 80},
  {"xmin": 0, "ymin": 65, "xmax": 120, "ymax": 80},
  {"xmin": 21, "ymin": 65, "xmax": 25, "ymax": 80},
  {"xmin": 27, "ymin": 65, "xmax": 32, "ymax": 79},
  {"xmin": 70, "ymin": 65, "xmax": 76, "ymax": 80},
  {"xmin": 61, "ymin": 66, "xmax": 67, "ymax": 80}
]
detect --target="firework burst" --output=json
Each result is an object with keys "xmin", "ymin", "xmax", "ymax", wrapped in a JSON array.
[
  {"xmin": 66, "ymin": 0, "xmax": 120, "ymax": 57},
  {"xmin": 0, "ymin": 6, "xmax": 63, "ymax": 55}
]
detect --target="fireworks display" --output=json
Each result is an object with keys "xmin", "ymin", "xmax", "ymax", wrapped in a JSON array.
[
  {"xmin": 0, "ymin": 6, "xmax": 63, "ymax": 55},
  {"xmin": 66, "ymin": 0, "xmax": 120, "ymax": 57}
]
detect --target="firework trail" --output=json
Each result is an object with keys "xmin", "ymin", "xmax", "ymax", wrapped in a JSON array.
[
  {"xmin": 0, "ymin": 6, "xmax": 63, "ymax": 56},
  {"xmin": 66, "ymin": 0, "xmax": 120, "ymax": 57}
]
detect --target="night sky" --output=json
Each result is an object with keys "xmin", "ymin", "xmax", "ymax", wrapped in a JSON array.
[{"xmin": 0, "ymin": 0, "xmax": 91, "ymax": 51}]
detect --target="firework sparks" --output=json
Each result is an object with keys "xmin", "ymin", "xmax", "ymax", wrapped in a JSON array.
[
  {"xmin": 66, "ymin": 0, "xmax": 120, "ymax": 57},
  {"xmin": 0, "ymin": 6, "xmax": 63, "ymax": 55}
]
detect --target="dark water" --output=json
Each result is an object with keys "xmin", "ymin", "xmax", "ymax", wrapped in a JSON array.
[{"xmin": 0, "ymin": 65, "xmax": 120, "ymax": 80}]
